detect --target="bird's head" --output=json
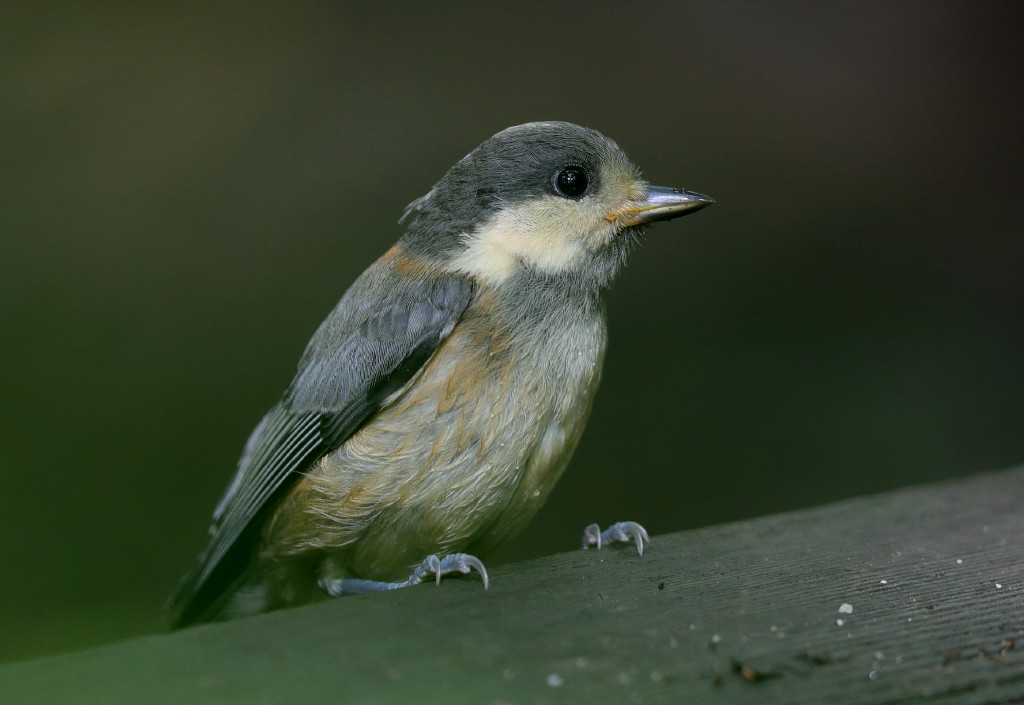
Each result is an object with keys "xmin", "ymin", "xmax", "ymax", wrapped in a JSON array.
[{"xmin": 401, "ymin": 121, "xmax": 712, "ymax": 288}]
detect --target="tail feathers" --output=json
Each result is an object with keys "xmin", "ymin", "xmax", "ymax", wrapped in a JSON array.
[
  {"xmin": 166, "ymin": 550, "xmax": 322, "ymax": 628},
  {"xmin": 165, "ymin": 542, "xmax": 255, "ymax": 629}
]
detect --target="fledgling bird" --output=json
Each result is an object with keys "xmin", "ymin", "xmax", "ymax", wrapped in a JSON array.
[{"xmin": 167, "ymin": 121, "xmax": 712, "ymax": 627}]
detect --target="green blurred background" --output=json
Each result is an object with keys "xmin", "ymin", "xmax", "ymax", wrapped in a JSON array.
[{"xmin": 2, "ymin": 1, "xmax": 1022, "ymax": 663}]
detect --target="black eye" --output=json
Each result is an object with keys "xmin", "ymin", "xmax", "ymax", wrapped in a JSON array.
[{"xmin": 553, "ymin": 165, "xmax": 590, "ymax": 199}]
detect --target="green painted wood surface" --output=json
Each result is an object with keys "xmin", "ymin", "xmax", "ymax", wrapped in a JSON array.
[{"xmin": 2, "ymin": 467, "xmax": 1023, "ymax": 704}]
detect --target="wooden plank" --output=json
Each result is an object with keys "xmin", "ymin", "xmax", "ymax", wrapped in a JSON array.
[{"xmin": 2, "ymin": 467, "xmax": 1023, "ymax": 704}]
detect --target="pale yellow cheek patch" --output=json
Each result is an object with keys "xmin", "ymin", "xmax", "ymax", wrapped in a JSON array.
[
  {"xmin": 449, "ymin": 202, "xmax": 602, "ymax": 285},
  {"xmin": 449, "ymin": 224, "xmax": 576, "ymax": 284},
  {"xmin": 448, "ymin": 228, "xmax": 520, "ymax": 284}
]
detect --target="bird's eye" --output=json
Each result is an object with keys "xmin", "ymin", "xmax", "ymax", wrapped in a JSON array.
[{"xmin": 553, "ymin": 165, "xmax": 590, "ymax": 199}]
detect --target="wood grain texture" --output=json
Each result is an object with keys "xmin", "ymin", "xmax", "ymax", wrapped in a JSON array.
[{"xmin": 3, "ymin": 467, "xmax": 1023, "ymax": 704}]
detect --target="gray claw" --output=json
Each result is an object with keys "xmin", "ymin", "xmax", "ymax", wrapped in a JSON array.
[
  {"xmin": 427, "ymin": 554, "xmax": 443, "ymax": 585},
  {"xmin": 439, "ymin": 553, "xmax": 490, "ymax": 590},
  {"xmin": 581, "ymin": 521, "xmax": 650, "ymax": 555},
  {"xmin": 407, "ymin": 554, "xmax": 443, "ymax": 586}
]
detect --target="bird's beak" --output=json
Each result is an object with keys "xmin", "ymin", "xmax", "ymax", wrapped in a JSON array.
[{"xmin": 611, "ymin": 186, "xmax": 714, "ymax": 227}]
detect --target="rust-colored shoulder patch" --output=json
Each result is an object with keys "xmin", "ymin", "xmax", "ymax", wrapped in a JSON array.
[
  {"xmin": 390, "ymin": 245, "xmax": 438, "ymax": 279},
  {"xmin": 377, "ymin": 244, "xmax": 402, "ymax": 262}
]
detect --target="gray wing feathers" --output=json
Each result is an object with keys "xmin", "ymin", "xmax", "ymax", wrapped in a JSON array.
[
  {"xmin": 168, "ymin": 261, "xmax": 472, "ymax": 626},
  {"xmin": 288, "ymin": 276, "xmax": 469, "ymax": 411},
  {"xmin": 194, "ymin": 407, "xmax": 320, "ymax": 586}
]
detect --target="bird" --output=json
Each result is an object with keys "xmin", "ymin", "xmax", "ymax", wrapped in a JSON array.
[{"xmin": 167, "ymin": 121, "xmax": 713, "ymax": 627}]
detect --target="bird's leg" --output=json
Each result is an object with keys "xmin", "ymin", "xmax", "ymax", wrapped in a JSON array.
[
  {"xmin": 581, "ymin": 521, "xmax": 649, "ymax": 555},
  {"xmin": 320, "ymin": 553, "xmax": 490, "ymax": 597}
]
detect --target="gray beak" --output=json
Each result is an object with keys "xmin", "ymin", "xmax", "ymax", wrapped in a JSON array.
[
  {"xmin": 615, "ymin": 185, "xmax": 714, "ymax": 226},
  {"xmin": 626, "ymin": 185, "xmax": 716, "ymax": 224}
]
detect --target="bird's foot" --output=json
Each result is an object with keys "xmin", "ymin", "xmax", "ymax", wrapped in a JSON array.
[
  {"xmin": 581, "ymin": 521, "xmax": 649, "ymax": 555},
  {"xmin": 322, "ymin": 553, "xmax": 490, "ymax": 597}
]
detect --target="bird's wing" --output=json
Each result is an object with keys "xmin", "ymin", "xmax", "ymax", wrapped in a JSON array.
[{"xmin": 168, "ymin": 258, "xmax": 474, "ymax": 626}]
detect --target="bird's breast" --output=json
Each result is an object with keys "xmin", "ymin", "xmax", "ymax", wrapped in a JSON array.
[{"xmin": 271, "ymin": 290, "xmax": 607, "ymax": 579}]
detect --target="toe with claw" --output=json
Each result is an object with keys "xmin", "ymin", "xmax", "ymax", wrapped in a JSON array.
[
  {"xmin": 412, "ymin": 553, "xmax": 490, "ymax": 589},
  {"xmin": 581, "ymin": 521, "xmax": 650, "ymax": 555}
]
